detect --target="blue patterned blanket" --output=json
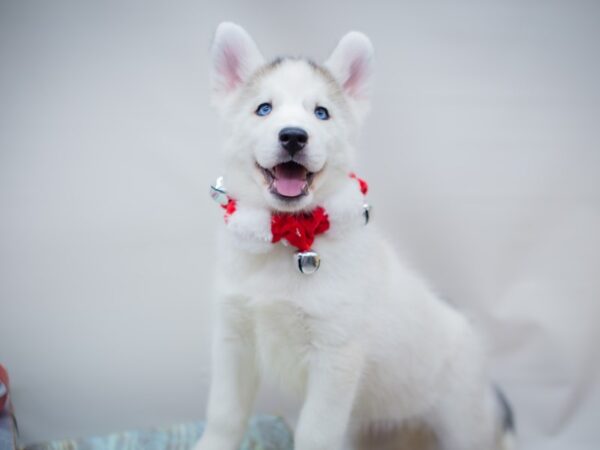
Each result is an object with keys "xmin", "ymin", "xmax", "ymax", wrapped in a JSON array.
[{"xmin": 23, "ymin": 416, "xmax": 293, "ymax": 450}]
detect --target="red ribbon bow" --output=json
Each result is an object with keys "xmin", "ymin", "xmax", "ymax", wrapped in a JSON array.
[{"xmin": 271, "ymin": 207, "xmax": 330, "ymax": 252}]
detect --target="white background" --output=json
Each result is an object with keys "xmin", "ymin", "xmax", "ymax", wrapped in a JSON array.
[{"xmin": 1, "ymin": 1, "xmax": 599, "ymax": 449}]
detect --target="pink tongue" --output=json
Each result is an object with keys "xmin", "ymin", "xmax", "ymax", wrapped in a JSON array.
[
  {"xmin": 274, "ymin": 178, "xmax": 306, "ymax": 197},
  {"xmin": 273, "ymin": 164, "xmax": 307, "ymax": 197}
]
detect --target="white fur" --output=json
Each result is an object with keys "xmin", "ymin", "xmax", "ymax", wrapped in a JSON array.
[{"xmin": 196, "ymin": 22, "xmax": 515, "ymax": 450}]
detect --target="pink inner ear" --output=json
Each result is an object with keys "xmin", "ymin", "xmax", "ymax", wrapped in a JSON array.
[
  {"xmin": 220, "ymin": 44, "xmax": 243, "ymax": 90},
  {"xmin": 343, "ymin": 57, "xmax": 368, "ymax": 97}
]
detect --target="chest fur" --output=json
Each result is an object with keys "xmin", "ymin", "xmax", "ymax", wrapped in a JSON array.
[{"xmin": 252, "ymin": 302, "xmax": 312, "ymax": 395}]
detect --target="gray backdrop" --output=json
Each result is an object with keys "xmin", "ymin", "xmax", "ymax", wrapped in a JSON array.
[{"xmin": 1, "ymin": 1, "xmax": 599, "ymax": 449}]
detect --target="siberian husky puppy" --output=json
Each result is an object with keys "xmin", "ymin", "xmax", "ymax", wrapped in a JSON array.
[{"xmin": 195, "ymin": 22, "xmax": 515, "ymax": 450}]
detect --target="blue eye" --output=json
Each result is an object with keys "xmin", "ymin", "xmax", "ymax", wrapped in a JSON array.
[
  {"xmin": 314, "ymin": 106, "xmax": 330, "ymax": 120},
  {"xmin": 256, "ymin": 103, "xmax": 272, "ymax": 116}
]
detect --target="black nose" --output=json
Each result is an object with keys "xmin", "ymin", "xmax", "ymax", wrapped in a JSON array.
[{"xmin": 279, "ymin": 127, "xmax": 308, "ymax": 155}]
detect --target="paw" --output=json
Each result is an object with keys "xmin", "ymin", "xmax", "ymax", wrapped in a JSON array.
[
  {"xmin": 193, "ymin": 435, "xmax": 237, "ymax": 450},
  {"xmin": 192, "ymin": 440, "xmax": 209, "ymax": 450}
]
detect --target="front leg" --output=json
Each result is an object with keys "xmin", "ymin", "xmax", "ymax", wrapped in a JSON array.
[
  {"xmin": 295, "ymin": 343, "xmax": 364, "ymax": 450},
  {"xmin": 195, "ymin": 298, "xmax": 259, "ymax": 450}
]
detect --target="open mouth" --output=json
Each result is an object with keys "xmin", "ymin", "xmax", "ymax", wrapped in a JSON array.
[{"xmin": 258, "ymin": 161, "xmax": 315, "ymax": 199}]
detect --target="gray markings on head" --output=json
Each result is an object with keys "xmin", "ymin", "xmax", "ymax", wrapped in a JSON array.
[{"xmin": 247, "ymin": 57, "xmax": 344, "ymax": 96}]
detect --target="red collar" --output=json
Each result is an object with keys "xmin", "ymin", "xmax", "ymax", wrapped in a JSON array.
[{"xmin": 217, "ymin": 173, "xmax": 368, "ymax": 254}]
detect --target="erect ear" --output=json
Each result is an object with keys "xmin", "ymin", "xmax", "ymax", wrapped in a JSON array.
[
  {"xmin": 324, "ymin": 31, "xmax": 373, "ymax": 100},
  {"xmin": 210, "ymin": 22, "xmax": 264, "ymax": 100}
]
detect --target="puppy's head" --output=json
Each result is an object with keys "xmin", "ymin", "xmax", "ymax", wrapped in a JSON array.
[{"xmin": 210, "ymin": 22, "xmax": 373, "ymax": 212}]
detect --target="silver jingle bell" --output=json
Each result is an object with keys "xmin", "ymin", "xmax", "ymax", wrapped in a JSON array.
[
  {"xmin": 363, "ymin": 203, "xmax": 372, "ymax": 225},
  {"xmin": 295, "ymin": 250, "xmax": 321, "ymax": 275},
  {"xmin": 210, "ymin": 176, "xmax": 229, "ymax": 206}
]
